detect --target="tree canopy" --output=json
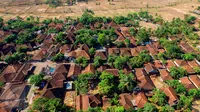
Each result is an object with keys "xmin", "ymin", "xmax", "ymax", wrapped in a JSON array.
[{"xmin": 98, "ymin": 71, "xmax": 115, "ymax": 95}]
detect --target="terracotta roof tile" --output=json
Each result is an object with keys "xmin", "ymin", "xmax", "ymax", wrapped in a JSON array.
[
  {"xmin": 161, "ymin": 87, "xmax": 178, "ymax": 106},
  {"xmin": 119, "ymin": 93, "xmax": 134, "ymax": 110},
  {"xmin": 76, "ymin": 94, "xmax": 101, "ymax": 111},
  {"xmin": 159, "ymin": 69, "xmax": 173, "ymax": 81},
  {"xmin": 187, "ymin": 60, "xmax": 200, "ymax": 68},
  {"xmin": 144, "ymin": 63, "xmax": 158, "ymax": 75},
  {"xmin": 120, "ymin": 48, "xmax": 131, "ymax": 57},
  {"xmin": 67, "ymin": 64, "xmax": 81, "ymax": 78},
  {"xmin": 54, "ymin": 64, "xmax": 68, "ymax": 74},
  {"xmin": 82, "ymin": 64, "xmax": 95, "ymax": 74},
  {"xmin": 94, "ymin": 51, "xmax": 107, "ymax": 60},
  {"xmin": 108, "ymin": 48, "xmax": 120, "ymax": 56},
  {"xmin": 189, "ymin": 75, "xmax": 200, "ymax": 88},
  {"xmin": 180, "ymin": 77, "xmax": 196, "ymax": 90},
  {"xmin": 133, "ymin": 92, "xmax": 148, "ymax": 108},
  {"xmin": 68, "ymin": 50, "xmax": 90, "ymax": 60},
  {"xmin": 130, "ymin": 48, "xmax": 139, "ymax": 56},
  {"xmin": 165, "ymin": 60, "xmax": 176, "ymax": 71},
  {"xmin": 0, "ymin": 82, "xmax": 26, "ymax": 101},
  {"xmin": 104, "ymin": 69, "xmax": 119, "ymax": 76}
]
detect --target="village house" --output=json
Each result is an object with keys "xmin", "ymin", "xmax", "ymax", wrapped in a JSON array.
[
  {"xmin": 161, "ymin": 87, "xmax": 178, "ymax": 106},
  {"xmin": 174, "ymin": 60, "xmax": 195, "ymax": 74},
  {"xmin": 119, "ymin": 93, "xmax": 134, "ymax": 110},
  {"xmin": 189, "ymin": 75, "xmax": 200, "ymax": 88},
  {"xmin": 180, "ymin": 77, "xmax": 196, "ymax": 90},
  {"xmin": 159, "ymin": 69, "xmax": 173, "ymax": 81},
  {"xmin": 134, "ymin": 68, "xmax": 155, "ymax": 91},
  {"xmin": 76, "ymin": 94, "xmax": 102, "ymax": 111},
  {"xmin": 132, "ymin": 92, "xmax": 148, "ymax": 108}
]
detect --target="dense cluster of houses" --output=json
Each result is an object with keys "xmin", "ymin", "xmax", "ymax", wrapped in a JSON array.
[{"xmin": 0, "ymin": 16, "xmax": 200, "ymax": 112}]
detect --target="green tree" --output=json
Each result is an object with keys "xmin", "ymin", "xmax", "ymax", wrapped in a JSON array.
[
  {"xmin": 184, "ymin": 15, "xmax": 196, "ymax": 24},
  {"xmin": 124, "ymin": 39, "xmax": 131, "ymax": 47},
  {"xmin": 107, "ymin": 55, "xmax": 116, "ymax": 67},
  {"xmin": 93, "ymin": 56, "xmax": 103, "ymax": 68},
  {"xmin": 75, "ymin": 73, "xmax": 94, "ymax": 94},
  {"xmin": 5, "ymin": 52, "xmax": 26, "ymax": 64},
  {"xmin": 114, "ymin": 16, "xmax": 129, "ymax": 24},
  {"xmin": 159, "ymin": 105, "xmax": 175, "ymax": 112},
  {"xmin": 169, "ymin": 67, "xmax": 187, "ymax": 79},
  {"xmin": 75, "ymin": 57, "xmax": 88, "ymax": 67},
  {"xmin": 55, "ymin": 32, "xmax": 65, "ymax": 43},
  {"xmin": 150, "ymin": 89, "xmax": 167, "ymax": 106},
  {"xmin": 181, "ymin": 53, "xmax": 195, "ymax": 61},
  {"xmin": 188, "ymin": 89, "xmax": 200, "ymax": 99},
  {"xmin": 80, "ymin": 10, "xmax": 96, "ymax": 25},
  {"xmin": 0, "ymin": 17, "xmax": 3, "ymax": 23},
  {"xmin": 129, "ymin": 52, "xmax": 151, "ymax": 68},
  {"xmin": 98, "ymin": 72, "xmax": 115, "ymax": 95},
  {"xmin": 51, "ymin": 53, "xmax": 64, "ymax": 62},
  {"xmin": 88, "ymin": 107, "xmax": 104, "ymax": 112},
  {"xmin": 136, "ymin": 28, "xmax": 150, "ymax": 44},
  {"xmin": 143, "ymin": 103, "xmax": 158, "ymax": 112},
  {"xmin": 29, "ymin": 98, "xmax": 67, "ymax": 112},
  {"xmin": 118, "ymin": 72, "xmax": 136, "ymax": 92},
  {"xmin": 106, "ymin": 106, "xmax": 125, "ymax": 112},
  {"xmin": 16, "ymin": 30, "xmax": 36, "ymax": 44},
  {"xmin": 165, "ymin": 44, "xmax": 183, "ymax": 59},
  {"xmin": 166, "ymin": 80, "xmax": 187, "ymax": 95},
  {"xmin": 109, "ymin": 93, "xmax": 120, "ymax": 106},
  {"xmin": 89, "ymin": 47, "xmax": 96, "ymax": 56},
  {"xmin": 17, "ymin": 46, "xmax": 28, "ymax": 53},
  {"xmin": 177, "ymin": 95, "xmax": 193, "ymax": 110},
  {"xmin": 129, "ymin": 27, "xmax": 137, "ymax": 36},
  {"xmin": 0, "ymin": 82, "xmax": 5, "ymax": 88},
  {"xmin": 193, "ymin": 67, "xmax": 200, "ymax": 74},
  {"xmin": 113, "ymin": 56, "xmax": 128, "ymax": 69},
  {"xmin": 29, "ymin": 74, "xmax": 44, "ymax": 86},
  {"xmin": 4, "ymin": 34, "xmax": 17, "ymax": 43},
  {"xmin": 98, "ymin": 33, "xmax": 109, "ymax": 46}
]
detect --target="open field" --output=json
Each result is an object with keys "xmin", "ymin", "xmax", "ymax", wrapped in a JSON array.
[{"xmin": 0, "ymin": 0, "xmax": 199, "ymax": 21}]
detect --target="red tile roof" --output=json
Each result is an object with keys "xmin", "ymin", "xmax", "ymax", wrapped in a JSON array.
[
  {"xmin": 189, "ymin": 75, "xmax": 200, "ymax": 88},
  {"xmin": 135, "ymin": 68, "xmax": 155, "ymax": 90},
  {"xmin": 180, "ymin": 77, "xmax": 196, "ymax": 90},
  {"xmin": 68, "ymin": 50, "xmax": 90, "ymax": 60},
  {"xmin": 0, "ymin": 82, "xmax": 26, "ymax": 101},
  {"xmin": 161, "ymin": 87, "xmax": 178, "ymax": 106},
  {"xmin": 76, "ymin": 94, "xmax": 101, "ymax": 111},
  {"xmin": 120, "ymin": 48, "xmax": 131, "ymax": 57},
  {"xmin": 154, "ymin": 60, "xmax": 164, "ymax": 69},
  {"xmin": 102, "ymin": 96, "xmax": 111, "ymax": 110},
  {"xmin": 94, "ymin": 51, "xmax": 107, "ymax": 60},
  {"xmin": 174, "ymin": 60, "xmax": 195, "ymax": 74},
  {"xmin": 187, "ymin": 60, "xmax": 200, "ymax": 68},
  {"xmin": 180, "ymin": 41, "xmax": 197, "ymax": 54},
  {"xmin": 165, "ymin": 60, "xmax": 176, "ymax": 71},
  {"xmin": 144, "ymin": 63, "xmax": 158, "ymax": 75},
  {"xmin": 133, "ymin": 92, "xmax": 148, "ymax": 108},
  {"xmin": 82, "ymin": 64, "xmax": 95, "ymax": 74},
  {"xmin": 104, "ymin": 69, "xmax": 119, "ymax": 76},
  {"xmin": 108, "ymin": 48, "xmax": 120, "ymax": 56},
  {"xmin": 159, "ymin": 69, "xmax": 173, "ymax": 81},
  {"xmin": 67, "ymin": 64, "xmax": 81, "ymax": 78},
  {"xmin": 119, "ymin": 93, "xmax": 134, "ymax": 110},
  {"xmin": 130, "ymin": 48, "xmax": 140, "ymax": 56}
]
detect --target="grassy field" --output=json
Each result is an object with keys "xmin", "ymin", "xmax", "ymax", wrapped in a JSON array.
[{"xmin": 0, "ymin": 0, "xmax": 198, "ymax": 21}]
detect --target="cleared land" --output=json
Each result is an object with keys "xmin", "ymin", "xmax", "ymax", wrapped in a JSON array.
[{"xmin": 0, "ymin": 0, "xmax": 199, "ymax": 21}]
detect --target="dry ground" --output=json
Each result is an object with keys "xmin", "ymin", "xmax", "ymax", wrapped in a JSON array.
[{"xmin": 0, "ymin": 0, "xmax": 199, "ymax": 21}]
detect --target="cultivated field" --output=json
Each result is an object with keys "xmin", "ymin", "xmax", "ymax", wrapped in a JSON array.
[{"xmin": 0, "ymin": 0, "xmax": 199, "ymax": 21}]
